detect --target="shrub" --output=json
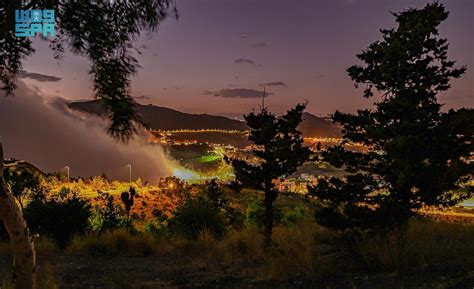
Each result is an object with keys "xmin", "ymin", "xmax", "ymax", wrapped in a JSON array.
[
  {"xmin": 244, "ymin": 200, "xmax": 264, "ymax": 229},
  {"xmin": 23, "ymin": 191, "xmax": 91, "ymax": 247},
  {"xmin": 169, "ymin": 197, "xmax": 226, "ymax": 240},
  {"xmin": 90, "ymin": 191, "xmax": 126, "ymax": 233},
  {"xmin": 281, "ymin": 206, "xmax": 307, "ymax": 226}
]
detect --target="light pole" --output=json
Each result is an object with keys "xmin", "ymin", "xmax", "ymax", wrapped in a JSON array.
[
  {"xmin": 65, "ymin": 166, "xmax": 70, "ymax": 183},
  {"xmin": 127, "ymin": 164, "xmax": 132, "ymax": 184},
  {"xmin": 65, "ymin": 166, "xmax": 70, "ymax": 191}
]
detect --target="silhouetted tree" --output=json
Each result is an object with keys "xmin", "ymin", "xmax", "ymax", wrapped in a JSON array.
[
  {"xmin": 121, "ymin": 186, "xmax": 136, "ymax": 228},
  {"xmin": 4, "ymin": 166, "xmax": 41, "ymax": 211},
  {"xmin": 308, "ymin": 3, "xmax": 473, "ymax": 231},
  {"xmin": 230, "ymin": 104, "xmax": 311, "ymax": 249},
  {"xmin": 1, "ymin": 0, "xmax": 177, "ymax": 140}
]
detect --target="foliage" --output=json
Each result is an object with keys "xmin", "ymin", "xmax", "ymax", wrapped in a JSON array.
[
  {"xmin": 244, "ymin": 200, "xmax": 265, "ymax": 229},
  {"xmin": 3, "ymin": 165, "xmax": 41, "ymax": 210},
  {"xmin": 0, "ymin": 1, "xmax": 177, "ymax": 140},
  {"xmin": 120, "ymin": 186, "xmax": 137, "ymax": 227},
  {"xmin": 169, "ymin": 197, "xmax": 226, "ymax": 240},
  {"xmin": 230, "ymin": 104, "xmax": 311, "ymax": 247},
  {"xmin": 90, "ymin": 191, "xmax": 126, "ymax": 233},
  {"xmin": 281, "ymin": 206, "xmax": 307, "ymax": 226},
  {"xmin": 201, "ymin": 179, "xmax": 244, "ymax": 229},
  {"xmin": 309, "ymin": 3, "xmax": 473, "ymax": 231},
  {"xmin": 23, "ymin": 190, "xmax": 91, "ymax": 247}
]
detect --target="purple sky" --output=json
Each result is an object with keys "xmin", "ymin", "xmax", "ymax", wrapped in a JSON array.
[{"xmin": 21, "ymin": 0, "xmax": 473, "ymax": 116}]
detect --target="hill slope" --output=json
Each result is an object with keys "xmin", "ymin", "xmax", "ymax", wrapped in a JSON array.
[
  {"xmin": 69, "ymin": 100, "xmax": 340, "ymax": 137},
  {"xmin": 70, "ymin": 100, "xmax": 247, "ymax": 131}
]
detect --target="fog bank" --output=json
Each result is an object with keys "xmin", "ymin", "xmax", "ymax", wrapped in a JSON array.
[{"xmin": 0, "ymin": 82, "xmax": 172, "ymax": 183}]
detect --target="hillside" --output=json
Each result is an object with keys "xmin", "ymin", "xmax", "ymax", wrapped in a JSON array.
[
  {"xmin": 70, "ymin": 100, "xmax": 248, "ymax": 131},
  {"xmin": 300, "ymin": 112, "xmax": 341, "ymax": 138},
  {"xmin": 69, "ymin": 100, "xmax": 340, "ymax": 137},
  {"xmin": 4, "ymin": 159, "xmax": 45, "ymax": 177}
]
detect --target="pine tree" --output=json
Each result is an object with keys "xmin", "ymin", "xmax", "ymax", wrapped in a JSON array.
[
  {"xmin": 308, "ymin": 3, "xmax": 473, "ymax": 231},
  {"xmin": 230, "ymin": 104, "xmax": 311, "ymax": 248}
]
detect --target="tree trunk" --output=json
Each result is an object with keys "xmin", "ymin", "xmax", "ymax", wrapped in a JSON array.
[
  {"xmin": 263, "ymin": 188, "xmax": 275, "ymax": 251},
  {"xmin": 0, "ymin": 143, "xmax": 36, "ymax": 289}
]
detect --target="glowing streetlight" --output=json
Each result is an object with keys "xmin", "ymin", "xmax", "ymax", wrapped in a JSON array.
[{"xmin": 127, "ymin": 164, "xmax": 132, "ymax": 184}]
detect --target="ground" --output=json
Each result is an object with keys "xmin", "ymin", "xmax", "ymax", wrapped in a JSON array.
[{"xmin": 1, "ymin": 253, "xmax": 473, "ymax": 288}]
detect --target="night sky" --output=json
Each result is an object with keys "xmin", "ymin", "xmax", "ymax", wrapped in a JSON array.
[{"xmin": 20, "ymin": 0, "xmax": 473, "ymax": 116}]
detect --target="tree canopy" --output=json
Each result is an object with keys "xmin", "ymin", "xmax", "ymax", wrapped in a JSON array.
[{"xmin": 309, "ymin": 2, "xmax": 473, "ymax": 230}]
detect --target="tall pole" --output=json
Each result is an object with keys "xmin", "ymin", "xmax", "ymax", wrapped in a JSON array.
[
  {"xmin": 127, "ymin": 164, "xmax": 132, "ymax": 184},
  {"xmin": 261, "ymin": 85, "xmax": 266, "ymax": 112},
  {"xmin": 65, "ymin": 166, "xmax": 70, "ymax": 191},
  {"xmin": 65, "ymin": 166, "xmax": 70, "ymax": 184}
]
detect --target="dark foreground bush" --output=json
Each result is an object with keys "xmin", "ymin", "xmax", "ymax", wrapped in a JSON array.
[
  {"xmin": 24, "ymin": 191, "xmax": 91, "ymax": 247},
  {"xmin": 169, "ymin": 197, "xmax": 226, "ymax": 240}
]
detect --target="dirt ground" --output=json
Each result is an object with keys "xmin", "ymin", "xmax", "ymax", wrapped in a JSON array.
[{"xmin": 1, "ymin": 254, "xmax": 473, "ymax": 289}]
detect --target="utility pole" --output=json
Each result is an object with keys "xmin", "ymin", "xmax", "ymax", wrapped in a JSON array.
[{"xmin": 261, "ymin": 85, "xmax": 266, "ymax": 112}]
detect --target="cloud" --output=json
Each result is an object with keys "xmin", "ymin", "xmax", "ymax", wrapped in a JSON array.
[
  {"xmin": 17, "ymin": 70, "xmax": 62, "ymax": 82},
  {"xmin": 261, "ymin": 81, "xmax": 287, "ymax": 87},
  {"xmin": 250, "ymin": 42, "xmax": 268, "ymax": 48},
  {"xmin": 0, "ymin": 82, "xmax": 173, "ymax": 182},
  {"xmin": 234, "ymin": 58, "xmax": 256, "ymax": 64},
  {"xmin": 207, "ymin": 88, "xmax": 272, "ymax": 98}
]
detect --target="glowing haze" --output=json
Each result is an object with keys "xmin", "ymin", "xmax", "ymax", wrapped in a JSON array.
[{"xmin": 0, "ymin": 82, "xmax": 173, "ymax": 182}]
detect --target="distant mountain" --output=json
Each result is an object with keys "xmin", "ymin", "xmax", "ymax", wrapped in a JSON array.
[
  {"xmin": 69, "ymin": 100, "xmax": 340, "ymax": 137},
  {"xmin": 70, "ymin": 100, "xmax": 248, "ymax": 131},
  {"xmin": 299, "ymin": 112, "xmax": 341, "ymax": 138}
]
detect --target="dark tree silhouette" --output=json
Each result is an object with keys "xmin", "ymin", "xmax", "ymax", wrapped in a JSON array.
[
  {"xmin": 121, "ymin": 186, "xmax": 136, "ymax": 228},
  {"xmin": 308, "ymin": 3, "xmax": 473, "ymax": 231},
  {"xmin": 230, "ymin": 104, "xmax": 311, "ymax": 249},
  {"xmin": 4, "ymin": 165, "xmax": 41, "ymax": 211},
  {"xmin": 0, "ymin": 0, "xmax": 177, "ymax": 140}
]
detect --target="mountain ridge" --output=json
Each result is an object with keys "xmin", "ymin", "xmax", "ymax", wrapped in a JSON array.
[{"xmin": 69, "ymin": 100, "xmax": 340, "ymax": 137}]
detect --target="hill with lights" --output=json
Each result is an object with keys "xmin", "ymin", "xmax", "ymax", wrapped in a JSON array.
[{"xmin": 70, "ymin": 100, "xmax": 340, "ymax": 137}]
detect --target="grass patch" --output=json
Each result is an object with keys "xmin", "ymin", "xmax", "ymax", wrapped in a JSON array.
[
  {"xmin": 356, "ymin": 218, "xmax": 474, "ymax": 272},
  {"xmin": 66, "ymin": 229, "xmax": 159, "ymax": 257}
]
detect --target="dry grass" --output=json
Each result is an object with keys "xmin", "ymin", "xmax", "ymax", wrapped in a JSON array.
[
  {"xmin": 0, "ymin": 218, "xmax": 473, "ymax": 288},
  {"xmin": 65, "ymin": 229, "xmax": 160, "ymax": 256},
  {"xmin": 0, "ymin": 236, "xmax": 58, "ymax": 258},
  {"xmin": 1, "ymin": 263, "xmax": 60, "ymax": 289},
  {"xmin": 356, "ymin": 219, "xmax": 474, "ymax": 272}
]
